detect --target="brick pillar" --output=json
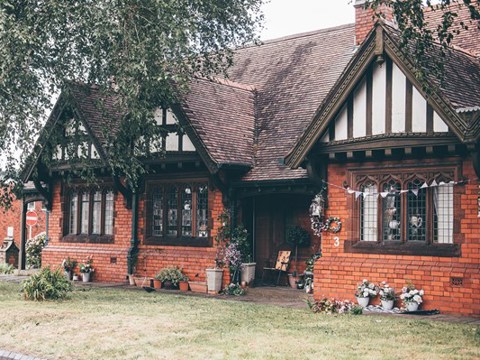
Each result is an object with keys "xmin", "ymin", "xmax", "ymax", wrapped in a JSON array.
[{"xmin": 354, "ymin": 0, "xmax": 394, "ymax": 46}]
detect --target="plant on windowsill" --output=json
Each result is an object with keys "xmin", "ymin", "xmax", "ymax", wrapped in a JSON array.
[
  {"xmin": 286, "ymin": 226, "xmax": 311, "ymax": 289},
  {"xmin": 155, "ymin": 267, "xmax": 187, "ymax": 289},
  {"xmin": 79, "ymin": 256, "xmax": 94, "ymax": 282},
  {"xmin": 61, "ymin": 257, "xmax": 77, "ymax": 280},
  {"xmin": 400, "ymin": 283, "xmax": 424, "ymax": 312},
  {"xmin": 378, "ymin": 281, "xmax": 396, "ymax": 310},
  {"xmin": 354, "ymin": 279, "xmax": 378, "ymax": 308}
]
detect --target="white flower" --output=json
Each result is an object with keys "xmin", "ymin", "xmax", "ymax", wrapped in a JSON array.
[
  {"xmin": 400, "ymin": 294, "xmax": 405, "ymax": 300},
  {"xmin": 419, "ymin": 290, "xmax": 424, "ymax": 296},
  {"xmin": 363, "ymin": 291, "xmax": 369, "ymax": 297},
  {"xmin": 363, "ymin": 279, "xmax": 368, "ymax": 283},
  {"xmin": 413, "ymin": 295, "xmax": 422, "ymax": 303},
  {"xmin": 368, "ymin": 283, "xmax": 375, "ymax": 289},
  {"xmin": 402, "ymin": 287, "xmax": 407, "ymax": 293}
]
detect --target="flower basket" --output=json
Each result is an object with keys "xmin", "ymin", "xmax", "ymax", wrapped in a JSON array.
[
  {"xmin": 179, "ymin": 280, "xmax": 189, "ymax": 291},
  {"xmin": 188, "ymin": 281, "xmax": 207, "ymax": 293},
  {"xmin": 356, "ymin": 296, "xmax": 370, "ymax": 308},
  {"xmin": 206, "ymin": 268, "xmax": 223, "ymax": 293}
]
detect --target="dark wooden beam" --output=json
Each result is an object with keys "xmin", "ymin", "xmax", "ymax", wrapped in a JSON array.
[
  {"xmin": 385, "ymin": 57, "xmax": 393, "ymax": 134},
  {"xmin": 405, "ymin": 78, "xmax": 413, "ymax": 132},
  {"xmin": 347, "ymin": 94, "xmax": 353, "ymax": 139},
  {"xmin": 366, "ymin": 67, "xmax": 373, "ymax": 136},
  {"xmin": 426, "ymin": 104, "xmax": 434, "ymax": 135}
]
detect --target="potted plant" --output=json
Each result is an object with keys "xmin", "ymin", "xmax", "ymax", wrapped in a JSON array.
[
  {"xmin": 155, "ymin": 267, "xmax": 186, "ymax": 290},
  {"xmin": 79, "ymin": 256, "xmax": 94, "ymax": 282},
  {"xmin": 232, "ymin": 226, "xmax": 256, "ymax": 286},
  {"xmin": 179, "ymin": 274, "xmax": 189, "ymax": 291},
  {"xmin": 61, "ymin": 257, "xmax": 77, "ymax": 280},
  {"xmin": 206, "ymin": 212, "xmax": 229, "ymax": 293},
  {"xmin": 378, "ymin": 281, "xmax": 396, "ymax": 310},
  {"xmin": 400, "ymin": 283, "xmax": 424, "ymax": 311},
  {"xmin": 355, "ymin": 279, "xmax": 378, "ymax": 307},
  {"xmin": 286, "ymin": 226, "xmax": 311, "ymax": 288}
]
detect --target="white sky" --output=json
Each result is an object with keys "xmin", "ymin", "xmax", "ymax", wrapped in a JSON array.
[{"xmin": 260, "ymin": 0, "xmax": 355, "ymax": 41}]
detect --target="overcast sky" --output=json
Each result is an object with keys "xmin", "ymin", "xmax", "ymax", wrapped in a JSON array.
[{"xmin": 260, "ymin": 0, "xmax": 355, "ymax": 40}]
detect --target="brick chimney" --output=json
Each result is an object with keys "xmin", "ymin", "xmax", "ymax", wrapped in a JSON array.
[{"xmin": 355, "ymin": 0, "xmax": 394, "ymax": 46}]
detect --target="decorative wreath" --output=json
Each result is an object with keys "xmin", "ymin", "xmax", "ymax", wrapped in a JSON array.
[{"xmin": 322, "ymin": 217, "xmax": 342, "ymax": 233}]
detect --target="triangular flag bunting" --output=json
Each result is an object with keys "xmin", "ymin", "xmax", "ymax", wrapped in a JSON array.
[
  {"xmin": 347, "ymin": 188, "xmax": 355, "ymax": 194},
  {"xmin": 411, "ymin": 189, "xmax": 419, "ymax": 197},
  {"xmin": 430, "ymin": 179, "xmax": 438, "ymax": 187},
  {"xmin": 439, "ymin": 181, "xmax": 446, "ymax": 186},
  {"xmin": 380, "ymin": 191, "xmax": 389, "ymax": 198},
  {"xmin": 355, "ymin": 192, "xmax": 362, "ymax": 200},
  {"xmin": 400, "ymin": 190, "xmax": 409, "ymax": 194},
  {"xmin": 420, "ymin": 182, "xmax": 428, "ymax": 189}
]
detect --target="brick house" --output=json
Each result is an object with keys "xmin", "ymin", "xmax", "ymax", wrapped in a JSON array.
[{"xmin": 22, "ymin": 1, "xmax": 480, "ymax": 314}]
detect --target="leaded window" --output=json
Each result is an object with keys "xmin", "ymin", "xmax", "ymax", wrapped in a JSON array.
[
  {"xmin": 360, "ymin": 182, "xmax": 378, "ymax": 242},
  {"xmin": 66, "ymin": 189, "xmax": 115, "ymax": 240},
  {"xmin": 147, "ymin": 183, "xmax": 209, "ymax": 242},
  {"xmin": 407, "ymin": 179, "xmax": 427, "ymax": 242},
  {"xmin": 382, "ymin": 180, "xmax": 401, "ymax": 241}
]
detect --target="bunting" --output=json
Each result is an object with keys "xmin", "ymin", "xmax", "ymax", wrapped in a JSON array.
[{"xmin": 319, "ymin": 179, "xmax": 470, "ymax": 200}]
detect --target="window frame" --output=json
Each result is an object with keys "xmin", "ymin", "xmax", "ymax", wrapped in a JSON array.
[
  {"xmin": 62, "ymin": 187, "xmax": 115, "ymax": 244},
  {"xmin": 144, "ymin": 178, "xmax": 212, "ymax": 247},
  {"xmin": 345, "ymin": 162, "xmax": 463, "ymax": 257}
]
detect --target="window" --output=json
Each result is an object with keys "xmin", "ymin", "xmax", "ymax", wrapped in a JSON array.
[
  {"xmin": 65, "ymin": 189, "xmax": 115, "ymax": 243},
  {"xmin": 348, "ymin": 165, "xmax": 461, "ymax": 257},
  {"xmin": 146, "ymin": 182, "xmax": 209, "ymax": 246},
  {"xmin": 27, "ymin": 202, "xmax": 35, "ymax": 211}
]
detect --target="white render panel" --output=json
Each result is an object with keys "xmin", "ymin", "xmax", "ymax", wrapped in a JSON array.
[
  {"xmin": 154, "ymin": 108, "xmax": 163, "ymax": 125},
  {"xmin": 353, "ymin": 79, "xmax": 367, "ymax": 138},
  {"xmin": 372, "ymin": 63, "xmax": 386, "ymax": 135},
  {"xmin": 182, "ymin": 134, "xmax": 196, "ymax": 151},
  {"xmin": 165, "ymin": 133, "xmax": 179, "ymax": 151},
  {"xmin": 335, "ymin": 105, "xmax": 348, "ymax": 140},
  {"xmin": 391, "ymin": 63, "xmax": 406, "ymax": 133},
  {"xmin": 434, "ymin": 111, "xmax": 449, "ymax": 132},
  {"xmin": 166, "ymin": 109, "xmax": 177, "ymax": 125},
  {"xmin": 412, "ymin": 86, "xmax": 427, "ymax": 132}
]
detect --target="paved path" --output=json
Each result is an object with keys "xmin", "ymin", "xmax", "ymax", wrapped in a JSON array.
[{"xmin": 0, "ymin": 349, "xmax": 47, "ymax": 360}]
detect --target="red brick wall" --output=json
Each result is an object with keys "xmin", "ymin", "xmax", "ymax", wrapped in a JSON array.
[
  {"xmin": 314, "ymin": 158, "xmax": 480, "ymax": 316},
  {"xmin": 42, "ymin": 180, "xmax": 229, "ymax": 286},
  {"xmin": 355, "ymin": 1, "xmax": 393, "ymax": 45},
  {"xmin": 0, "ymin": 199, "xmax": 45, "ymax": 249}
]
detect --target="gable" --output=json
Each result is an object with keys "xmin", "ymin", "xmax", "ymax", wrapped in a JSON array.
[
  {"xmin": 319, "ymin": 56, "xmax": 450, "ymax": 144},
  {"xmin": 286, "ymin": 24, "xmax": 480, "ymax": 168}
]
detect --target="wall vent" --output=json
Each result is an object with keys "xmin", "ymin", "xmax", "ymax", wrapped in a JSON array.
[{"xmin": 450, "ymin": 277, "xmax": 463, "ymax": 286}]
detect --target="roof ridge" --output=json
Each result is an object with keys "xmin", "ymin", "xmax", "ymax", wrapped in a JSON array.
[{"xmin": 240, "ymin": 23, "xmax": 355, "ymax": 49}]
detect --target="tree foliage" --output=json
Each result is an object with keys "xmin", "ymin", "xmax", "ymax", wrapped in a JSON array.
[
  {"xmin": 367, "ymin": 0, "xmax": 480, "ymax": 85},
  {"xmin": 0, "ymin": 0, "xmax": 264, "ymax": 203}
]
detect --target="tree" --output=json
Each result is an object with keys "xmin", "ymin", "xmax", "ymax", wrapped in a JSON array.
[
  {"xmin": 367, "ymin": 0, "xmax": 480, "ymax": 85},
  {"xmin": 0, "ymin": 0, "xmax": 264, "ymax": 206}
]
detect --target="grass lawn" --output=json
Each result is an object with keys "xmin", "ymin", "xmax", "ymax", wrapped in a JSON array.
[{"xmin": 0, "ymin": 281, "xmax": 479, "ymax": 360}]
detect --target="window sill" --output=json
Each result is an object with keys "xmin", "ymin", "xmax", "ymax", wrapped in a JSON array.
[
  {"xmin": 344, "ymin": 240, "xmax": 461, "ymax": 257},
  {"xmin": 144, "ymin": 236, "xmax": 211, "ymax": 247},
  {"xmin": 62, "ymin": 234, "xmax": 114, "ymax": 244}
]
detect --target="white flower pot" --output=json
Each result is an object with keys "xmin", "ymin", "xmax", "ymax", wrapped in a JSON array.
[
  {"xmin": 241, "ymin": 263, "xmax": 256, "ymax": 286},
  {"xmin": 406, "ymin": 302, "xmax": 419, "ymax": 311},
  {"xmin": 82, "ymin": 272, "xmax": 91, "ymax": 283},
  {"xmin": 64, "ymin": 270, "xmax": 72, "ymax": 280},
  {"xmin": 206, "ymin": 268, "xmax": 223, "ymax": 293},
  {"xmin": 381, "ymin": 299, "xmax": 394, "ymax": 310},
  {"xmin": 356, "ymin": 296, "xmax": 370, "ymax": 308}
]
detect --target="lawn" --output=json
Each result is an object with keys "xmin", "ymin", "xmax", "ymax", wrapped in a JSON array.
[{"xmin": 0, "ymin": 281, "xmax": 479, "ymax": 360}]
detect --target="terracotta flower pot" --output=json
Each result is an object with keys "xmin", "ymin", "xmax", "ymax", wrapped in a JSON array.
[
  {"xmin": 153, "ymin": 279, "xmax": 162, "ymax": 289},
  {"xmin": 288, "ymin": 274, "xmax": 299, "ymax": 289},
  {"xmin": 179, "ymin": 281, "xmax": 189, "ymax": 291}
]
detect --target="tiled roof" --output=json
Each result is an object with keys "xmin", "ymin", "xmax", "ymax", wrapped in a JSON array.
[
  {"xmin": 384, "ymin": 23, "xmax": 480, "ymax": 111},
  {"xmin": 424, "ymin": 3, "xmax": 480, "ymax": 57},
  {"xmin": 228, "ymin": 24, "xmax": 356, "ymax": 181},
  {"xmin": 178, "ymin": 77, "xmax": 255, "ymax": 167}
]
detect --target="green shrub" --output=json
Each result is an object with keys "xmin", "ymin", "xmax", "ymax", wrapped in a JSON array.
[
  {"xmin": 21, "ymin": 267, "xmax": 73, "ymax": 301},
  {"xmin": 26, "ymin": 233, "xmax": 47, "ymax": 269},
  {"xmin": 154, "ymin": 267, "xmax": 187, "ymax": 286},
  {"xmin": 0, "ymin": 263, "xmax": 14, "ymax": 274}
]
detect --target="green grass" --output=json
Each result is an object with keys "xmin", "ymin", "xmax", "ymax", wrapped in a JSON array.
[{"xmin": 0, "ymin": 281, "xmax": 478, "ymax": 360}]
